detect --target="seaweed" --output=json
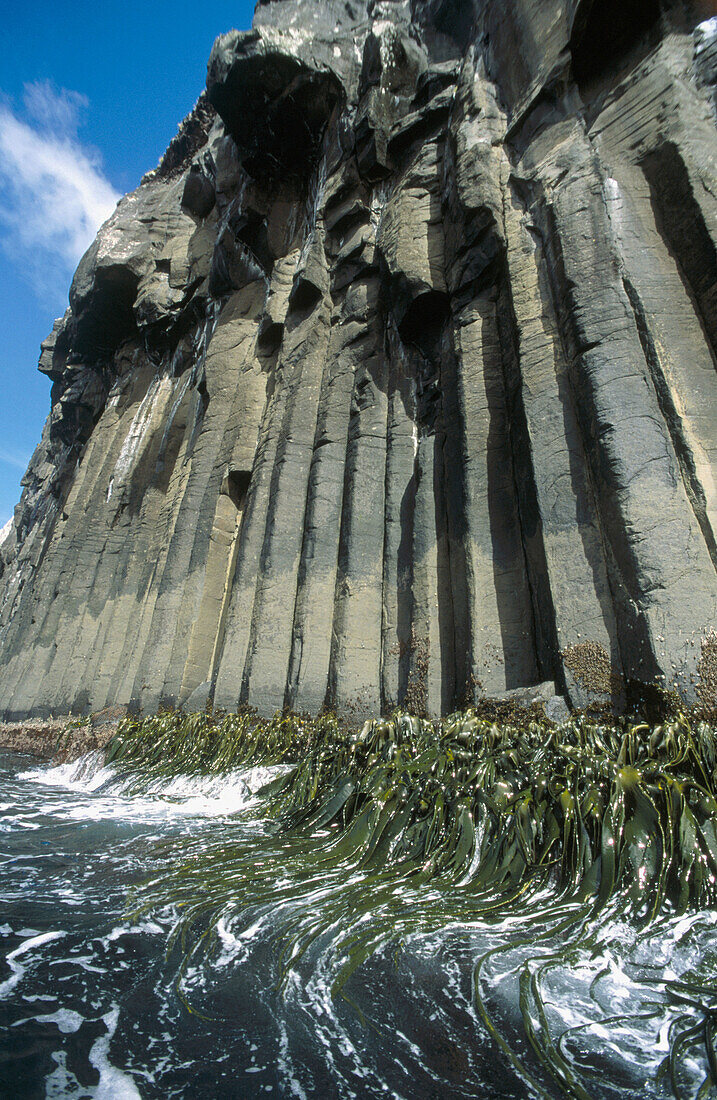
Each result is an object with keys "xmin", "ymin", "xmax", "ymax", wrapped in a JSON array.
[{"xmin": 105, "ymin": 703, "xmax": 717, "ymax": 1096}]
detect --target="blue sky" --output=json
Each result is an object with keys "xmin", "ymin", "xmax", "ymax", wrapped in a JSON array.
[{"xmin": 0, "ymin": 0, "xmax": 255, "ymax": 528}]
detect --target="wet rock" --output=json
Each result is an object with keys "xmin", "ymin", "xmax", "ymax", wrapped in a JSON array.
[
  {"xmin": 0, "ymin": 0, "xmax": 715, "ymax": 722},
  {"xmin": 544, "ymin": 695, "xmax": 571, "ymax": 725},
  {"xmin": 492, "ymin": 681, "xmax": 559, "ymax": 708},
  {"xmin": 183, "ymin": 681, "xmax": 213, "ymax": 713}
]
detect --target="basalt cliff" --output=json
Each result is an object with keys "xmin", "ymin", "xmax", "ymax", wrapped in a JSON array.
[{"xmin": 1, "ymin": 0, "xmax": 717, "ymax": 721}]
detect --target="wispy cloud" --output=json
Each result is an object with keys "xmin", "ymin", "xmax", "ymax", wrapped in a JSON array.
[
  {"xmin": 0, "ymin": 448, "xmax": 30, "ymax": 472},
  {"xmin": 0, "ymin": 81, "xmax": 120, "ymax": 305}
]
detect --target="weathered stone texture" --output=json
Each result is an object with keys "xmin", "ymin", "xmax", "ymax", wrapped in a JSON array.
[{"xmin": 1, "ymin": 0, "xmax": 716, "ymax": 719}]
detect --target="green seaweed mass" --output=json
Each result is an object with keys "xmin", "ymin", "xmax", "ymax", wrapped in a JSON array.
[{"xmin": 106, "ymin": 704, "xmax": 717, "ymax": 1098}]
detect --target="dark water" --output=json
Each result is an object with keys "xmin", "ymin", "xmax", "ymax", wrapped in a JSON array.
[{"xmin": 1, "ymin": 750, "xmax": 714, "ymax": 1099}]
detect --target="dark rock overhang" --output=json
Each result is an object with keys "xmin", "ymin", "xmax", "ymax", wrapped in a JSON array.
[{"xmin": 207, "ymin": 30, "xmax": 346, "ymax": 184}]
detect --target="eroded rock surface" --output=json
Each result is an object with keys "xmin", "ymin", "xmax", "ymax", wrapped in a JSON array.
[{"xmin": 1, "ymin": 0, "xmax": 716, "ymax": 720}]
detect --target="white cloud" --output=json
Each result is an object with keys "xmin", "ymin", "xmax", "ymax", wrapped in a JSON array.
[
  {"xmin": 0, "ymin": 81, "xmax": 120, "ymax": 305},
  {"xmin": 0, "ymin": 448, "xmax": 30, "ymax": 472},
  {"xmin": 23, "ymin": 82, "xmax": 89, "ymax": 135}
]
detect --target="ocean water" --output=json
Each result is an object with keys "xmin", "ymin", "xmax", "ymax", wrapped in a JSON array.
[{"xmin": 1, "ymin": 749, "xmax": 714, "ymax": 1099}]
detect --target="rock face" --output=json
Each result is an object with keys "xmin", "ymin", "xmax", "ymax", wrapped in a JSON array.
[{"xmin": 1, "ymin": 0, "xmax": 716, "ymax": 720}]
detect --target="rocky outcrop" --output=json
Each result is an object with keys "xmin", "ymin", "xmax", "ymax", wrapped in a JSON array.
[
  {"xmin": 0, "ymin": 712, "xmax": 120, "ymax": 761},
  {"xmin": 0, "ymin": 0, "xmax": 716, "ymax": 721}
]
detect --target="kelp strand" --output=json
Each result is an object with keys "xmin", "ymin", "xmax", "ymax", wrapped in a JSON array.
[{"xmin": 105, "ymin": 706, "xmax": 717, "ymax": 1097}]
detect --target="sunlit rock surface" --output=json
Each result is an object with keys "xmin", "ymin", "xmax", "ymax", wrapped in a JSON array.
[{"xmin": 1, "ymin": 0, "xmax": 716, "ymax": 721}]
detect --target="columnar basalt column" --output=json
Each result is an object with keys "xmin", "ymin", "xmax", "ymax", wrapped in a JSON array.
[{"xmin": 0, "ymin": 0, "xmax": 715, "ymax": 720}]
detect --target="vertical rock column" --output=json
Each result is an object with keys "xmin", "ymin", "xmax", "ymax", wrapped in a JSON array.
[
  {"xmin": 130, "ymin": 279, "xmax": 266, "ymax": 713},
  {"xmin": 327, "ymin": 280, "xmax": 389, "ymax": 717},
  {"xmin": 529, "ymin": 127, "xmax": 717, "ymax": 693},
  {"xmin": 380, "ymin": 327, "xmax": 418, "ymax": 712},
  {"xmin": 241, "ymin": 242, "xmax": 333, "ymax": 714},
  {"xmin": 287, "ymin": 300, "xmax": 371, "ymax": 714},
  {"xmin": 177, "ymin": 289, "xmax": 269, "ymax": 704}
]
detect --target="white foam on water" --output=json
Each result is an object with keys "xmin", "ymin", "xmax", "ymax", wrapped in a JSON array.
[
  {"xmin": 21, "ymin": 751, "xmax": 115, "ymax": 792},
  {"xmin": 88, "ymin": 1006, "xmax": 143, "ymax": 1099},
  {"xmin": 13, "ymin": 1008, "xmax": 84, "ymax": 1033},
  {"xmin": 0, "ymin": 816, "xmax": 42, "ymax": 831},
  {"xmin": 103, "ymin": 918, "xmax": 165, "ymax": 945},
  {"xmin": 214, "ymin": 915, "xmax": 256, "ymax": 968},
  {"xmin": 277, "ymin": 1017, "xmax": 310, "ymax": 1100},
  {"xmin": 45, "ymin": 1050, "xmax": 87, "ymax": 1098},
  {"xmin": 0, "ymin": 930, "xmax": 66, "ymax": 998},
  {"xmin": 17, "ymin": 754, "xmax": 292, "ymax": 824}
]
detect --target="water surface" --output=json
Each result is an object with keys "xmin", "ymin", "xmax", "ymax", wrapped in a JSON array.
[{"xmin": 1, "ymin": 750, "xmax": 713, "ymax": 1098}]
